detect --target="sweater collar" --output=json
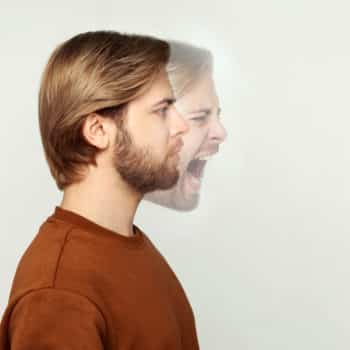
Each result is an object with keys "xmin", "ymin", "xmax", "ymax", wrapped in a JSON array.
[{"xmin": 50, "ymin": 205, "xmax": 147, "ymax": 249}]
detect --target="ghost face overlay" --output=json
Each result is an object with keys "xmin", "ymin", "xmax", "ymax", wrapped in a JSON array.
[{"xmin": 144, "ymin": 71, "xmax": 227, "ymax": 211}]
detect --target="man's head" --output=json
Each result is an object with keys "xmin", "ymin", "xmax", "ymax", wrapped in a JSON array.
[
  {"xmin": 143, "ymin": 41, "xmax": 227, "ymax": 211},
  {"xmin": 39, "ymin": 31, "xmax": 188, "ymax": 193}
]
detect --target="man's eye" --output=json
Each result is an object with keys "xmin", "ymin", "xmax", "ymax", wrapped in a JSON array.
[
  {"xmin": 190, "ymin": 115, "xmax": 208, "ymax": 122},
  {"xmin": 157, "ymin": 106, "xmax": 169, "ymax": 117}
]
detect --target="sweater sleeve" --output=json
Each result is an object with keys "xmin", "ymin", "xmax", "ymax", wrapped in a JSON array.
[{"xmin": 8, "ymin": 288, "xmax": 107, "ymax": 349}]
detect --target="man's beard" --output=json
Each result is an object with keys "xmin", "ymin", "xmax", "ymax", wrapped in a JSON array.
[{"xmin": 112, "ymin": 123, "xmax": 180, "ymax": 194}]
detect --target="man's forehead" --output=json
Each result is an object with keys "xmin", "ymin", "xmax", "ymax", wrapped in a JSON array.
[
  {"xmin": 133, "ymin": 69, "xmax": 175, "ymax": 105},
  {"xmin": 149, "ymin": 70, "xmax": 174, "ymax": 96},
  {"xmin": 176, "ymin": 74, "xmax": 218, "ymax": 101},
  {"xmin": 175, "ymin": 92, "xmax": 220, "ymax": 112}
]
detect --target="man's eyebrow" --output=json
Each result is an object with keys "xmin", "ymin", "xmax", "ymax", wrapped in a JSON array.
[
  {"xmin": 152, "ymin": 97, "xmax": 176, "ymax": 108},
  {"xmin": 189, "ymin": 107, "xmax": 221, "ymax": 115}
]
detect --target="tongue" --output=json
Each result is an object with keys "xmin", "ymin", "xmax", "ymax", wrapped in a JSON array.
[{"xmin": 187, "ymin": 159, "xmax": 206, "ymax": 178}]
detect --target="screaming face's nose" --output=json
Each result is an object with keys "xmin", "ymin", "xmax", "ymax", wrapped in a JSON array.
[{"xmin": 209, "ymin": 117, "xmax": 227, "ymax": 144}]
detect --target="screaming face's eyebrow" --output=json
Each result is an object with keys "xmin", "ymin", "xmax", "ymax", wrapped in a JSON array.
[
  {"xmin": 152, "ymin": 97, "xmax": 176, "ymax": 108},
  {"xmin": 189, "ymin": 106, "xmax": 221, "ymax": 116}
]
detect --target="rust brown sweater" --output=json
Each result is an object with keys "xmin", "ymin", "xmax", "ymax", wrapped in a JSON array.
[{"xmin": 0, "ymin": 206, "xmax": 200, "ymax": 349}]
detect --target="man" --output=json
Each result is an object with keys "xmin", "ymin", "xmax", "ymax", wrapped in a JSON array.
[
  {"xmin": 0, "ymin": 31, "xmax": 200, "ymax": 349},
  {"xmin": 144, "ymin": 40, "xmax": 227, "ymax": 211}
]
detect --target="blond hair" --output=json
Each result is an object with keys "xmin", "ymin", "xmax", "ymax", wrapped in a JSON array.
[
  {"xmin": 167, "ymin": 40, "xmax": 213, "ymax": 98},
  {"xmin": 38, "ymin": 31, "xmax": 169, "ymax": 191}
]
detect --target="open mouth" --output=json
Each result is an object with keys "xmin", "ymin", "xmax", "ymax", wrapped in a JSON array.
[
  {"xmin": 183, "ymin": 153, "xmax": 217, "ymax": 194},
  {"xmin": 186, "ymin": 159, "xmax": 207, "ymax": 179},
  {"xmin": 186, "ymin": 151, "xmax": 217, "ymax": 179}
]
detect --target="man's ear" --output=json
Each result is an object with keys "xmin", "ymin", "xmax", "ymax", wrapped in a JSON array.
[{"xmin": 81, "ymin": 113, "xmax": 111, "ymax": 150}]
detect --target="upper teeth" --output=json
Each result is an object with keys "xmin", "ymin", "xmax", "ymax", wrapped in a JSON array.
[{"xmin": 196, "ymin": 155, "xmax": 212, "ymax": 161}]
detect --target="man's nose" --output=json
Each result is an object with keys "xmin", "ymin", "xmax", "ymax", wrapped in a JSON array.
[
  {"xmin": 170, "ymin": 106, "xmax": 190, "ymax": 136},
  {"xmin": 208, "ymin": 116, "xmax": 227, "ymax": 144}
]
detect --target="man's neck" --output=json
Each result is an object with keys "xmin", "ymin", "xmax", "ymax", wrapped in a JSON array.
[{"xmin": 60, "ymin": 170, "xmax": 143, "ymax": 238}]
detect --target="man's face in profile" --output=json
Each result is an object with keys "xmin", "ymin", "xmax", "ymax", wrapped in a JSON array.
[
  {"xmin": 144, "ymin": 71, "xmax": 227, "ymax": 210},
  {"xmin": 110, "ymin": 68, "xmax": 188, "ymax": 194}
]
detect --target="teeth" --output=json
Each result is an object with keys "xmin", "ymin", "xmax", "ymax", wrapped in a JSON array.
[{"xmin": 196, "ymin": 155, "xmax": 212, "ymax": 161}]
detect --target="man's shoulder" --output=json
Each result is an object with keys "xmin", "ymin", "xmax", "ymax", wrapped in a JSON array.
[{"xmin": 7, "ymin": 218, "xmax": 104, "ymax": 305}]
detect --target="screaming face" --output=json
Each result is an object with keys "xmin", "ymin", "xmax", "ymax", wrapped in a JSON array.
[{"xmin": 144, "ymin": 71, "xmax": 227, "ymax": 211}]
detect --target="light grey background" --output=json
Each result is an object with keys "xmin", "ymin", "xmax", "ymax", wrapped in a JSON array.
[{"xmin": 1, "ymin": 1, "xmax": 349, "ymax": 349}]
